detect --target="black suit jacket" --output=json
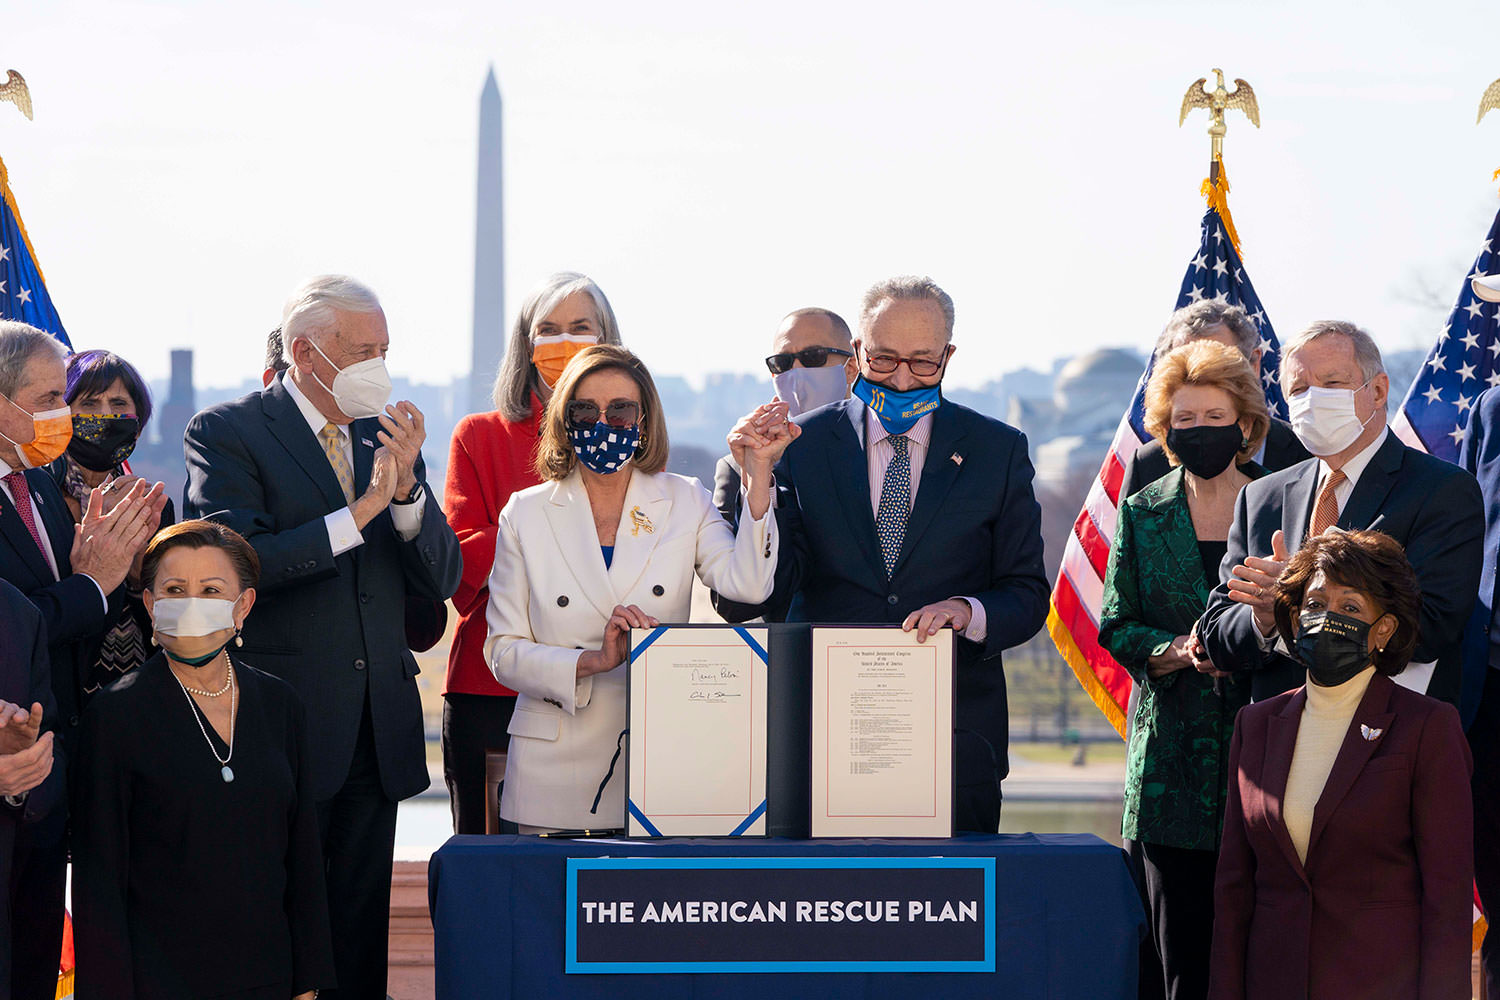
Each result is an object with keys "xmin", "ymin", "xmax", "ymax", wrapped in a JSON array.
[
  {"xmin": 761, "ymin": 398, "xmax": 1049, "ymax": 781},
  {"xmin": 182, "ymin": 375, "xmax": 462, "ymax": 801},
  {"xmin": 1118, "ymin": 417, "xmax": 1310, "ymax": 502},
  {"xmin": 1198, "ymin": 432, "xmax": 1484, "ymax": 703},
  {"xmin": 0, "ymin": 578, "xmax": 63, "ymax": 992},
  {"xmin": 0, "ymin": 466, "xmax": 118, "ymax": 739},
  {"xmin": 709, "ymin": 453, "xmax": 792, "ymax": 623}
]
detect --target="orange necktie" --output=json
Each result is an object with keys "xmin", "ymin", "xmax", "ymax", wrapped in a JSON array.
[{"xmin": 1310, "ymin": 469, "xmax": 1347, "ymax": 537}]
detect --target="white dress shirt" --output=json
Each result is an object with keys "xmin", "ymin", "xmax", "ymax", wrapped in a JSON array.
[
  {"xmin": 282, "ymin": 374, "xmax": 425, "ymax": 554},
  {"xmin": 0, "ymin": 454, "xmax": 109, "ymax": 611}
]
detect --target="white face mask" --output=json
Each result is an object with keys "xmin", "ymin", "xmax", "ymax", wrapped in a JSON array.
[
  {"xmin": 772, "ymin": 366, "xmax": 849, "ymax": 418},
  {"xmin": 307, "ymin": 338, "xmax": 393, "ymax": 419},
  {"xmin": 1288, "ymin": 380, "xmax": 1376, "ymax": 456},
  {"xmin": 152, "ymin": 596, "xmax": 238, "ymax": 638}
]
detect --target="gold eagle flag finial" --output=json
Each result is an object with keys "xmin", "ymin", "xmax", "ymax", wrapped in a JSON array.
[
  {"xmin": 1482, "ymin": 77, "xmax": 1500, "ymax": 191},
  {"xmin": 0, "ymin": 70, "xmax": 33, "ymax": 121},
  {"xmin": 1477, "ymin": 76, "xmax": 1500, "ymax": 125},
  {"xmin": 1179, "ymin": 68, "xmax": 1260, "ymax": 181}
]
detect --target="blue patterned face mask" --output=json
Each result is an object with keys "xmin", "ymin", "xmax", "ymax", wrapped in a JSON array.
[
  {"xmin": 850, "ymin": 375, "xmax": 942, "ymax": 435},
  {"xmin": 569, "ymin": 421, "xmax": 640, "ymax": 474}
]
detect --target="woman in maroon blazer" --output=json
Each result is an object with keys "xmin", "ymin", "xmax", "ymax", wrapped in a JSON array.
[
  {"xmin": 1210, "ymin": 529, "xmax": 1473, "ymax": 1000},
  {"xmin": 442, "ymin": 272, "xmax": 621, "ymax": 833}
]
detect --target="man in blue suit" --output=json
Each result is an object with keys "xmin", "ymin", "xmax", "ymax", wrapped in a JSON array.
[
  {"xmin": 732, "ymin": 276, "xmax": 1049, "ymax": 832},
  {"xmin": 1198, "ymin": 319, "xmax": 1482, "ymax": 705},
  {"xmin": 184, "ymin": 275, "xmax": 461, "ymax": 1000},
  {"xmin": 1460, "ymin": 267, "xmax": 1500, "ymax": 995},
  {"xmin": 0, "ymin": 578, "xmax": 62, "ymax": 1000}
]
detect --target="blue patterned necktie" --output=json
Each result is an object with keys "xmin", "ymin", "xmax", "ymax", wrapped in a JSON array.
[{"xmin": 875, "ymin": 434, "xmax": 911, "ymax": 576}]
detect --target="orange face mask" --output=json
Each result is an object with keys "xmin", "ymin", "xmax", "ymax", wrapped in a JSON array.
[
  {"xmin": 0, "ymin": 396, "xmax": 73, "ymax": 469},
  {"xmin": 532, "ymin": 334, "xmax": 596, "ymax": 388}
]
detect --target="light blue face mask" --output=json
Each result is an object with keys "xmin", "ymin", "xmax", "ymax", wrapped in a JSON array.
[
  {"xmin": 850, "ymin": 375, "xmax": 943, "ymax": 434},
  {"xmin": 771, "ymin": 366, "xmax": 848, "ymax": 418}
]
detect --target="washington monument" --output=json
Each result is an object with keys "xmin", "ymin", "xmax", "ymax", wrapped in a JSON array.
[{"xmin": 469, "ymin": 66, "xmax": 504, "ymax": 414}]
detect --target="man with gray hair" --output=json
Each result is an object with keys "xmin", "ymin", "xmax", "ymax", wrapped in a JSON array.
[
  {"xmin": 1197, "ymin": 319, "xmax": 1483, "ymax": 703},
  {"xmin": 184, "ymin": 276, "xmax": 461, "ymax": 999},
  {"xmin": 728, "ymin": 276, "xmax": 1049, "ymax": 832},
  {"xmin": 1118, "ymin": 301, "xmax": 1309, "ymax": 501},
  {"xmin": 0, "ymin": 320, "xmax": 165, "ymax": 999}
]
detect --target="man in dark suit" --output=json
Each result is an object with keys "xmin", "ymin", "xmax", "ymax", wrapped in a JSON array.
[
  {"xmin": 1458, "ymin": 265, "xmax": 1500, "ymax": 996},
  {"xmin": 733, "ymin": 276, "xmax": 1048, "ymax": 833},
  {"xmin": 1118, "ymin": 300, "xmax": 1309, "ymax": 500},
  {"xmin": 184, "ymin": 276, "xmax": 461, "ymax": 999},
  {"xmin": 0, "ymin": 321, "xmax": 163, "ymax": 1000},
  {"xmin": 1198, "ymin": 319, "xmax": 1483, "ymax": 704},
  {"xmin": 712, "ymin": 306, "xmax": 856, "ymax": 623},
  {"xmin": 0, "ymin": 579, "xmax": 61, "ymax": 1000}
]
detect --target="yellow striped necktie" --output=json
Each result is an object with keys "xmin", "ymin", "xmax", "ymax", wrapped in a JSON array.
[{"xmin": 318, "ymin": 422, "xmax": 355, "ymax": 504}]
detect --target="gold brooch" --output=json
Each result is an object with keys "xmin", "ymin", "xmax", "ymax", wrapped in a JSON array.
[{"xmin": 630, "ymin": 505, "xmax": 654, "ymax": 536}]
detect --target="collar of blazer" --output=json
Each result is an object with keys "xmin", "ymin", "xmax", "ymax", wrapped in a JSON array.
[
  {"xmin": 1282, "ymin": 432, "xmax": 1403, "ymax": 553},
  {"xmin": 0, "ymin": 469, "xmax": 59, "ymax": 584},
  {"xmin": 261, "ymin": 375, "xmax": 374, "ymax": 514},
  {"xmin": 1262, "ymin": 672, "xmax": 1397, "ymax": 878},
  {"xmin": 1125, "ymin": 467, "xmax": 1209, "ymax": 599},
  {"xmin": 543, "ymin": 467, "xmax": 673, "ymax": 619}
]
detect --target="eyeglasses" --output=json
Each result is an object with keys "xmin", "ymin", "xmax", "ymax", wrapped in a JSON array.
[
  {"xmin": 566, "ymin": 398, "xmax": 641, "ymax": 428},
  {"xmin": 862, "ymin": 347, "xmax": 951, "ymax": 378},
  {"xmin": 764, "ymin": 347, "xmax": 853, "ymax": 375}
]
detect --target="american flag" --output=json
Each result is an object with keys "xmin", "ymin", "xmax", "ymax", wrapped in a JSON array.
[
  {"xmin": 0, "ymin": 155, "xmax": 70, "ymax": 346},
  {"xmin": 1046, "ymin": 191, "xmax": 1289, "ymax": 737},
  {"xmin": 1391, "ymin": 208, "xmax": 1500, "ymax": 460}
]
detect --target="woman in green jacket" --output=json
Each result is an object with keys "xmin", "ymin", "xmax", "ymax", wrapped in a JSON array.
[{"xmin": 1099, "ymin": 339, "xmax": 1269, "ymax": 1000}]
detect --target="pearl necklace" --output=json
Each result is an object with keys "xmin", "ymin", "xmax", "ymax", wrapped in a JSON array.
[
  {"xmin": 180, "ymin": 651, "xmax": 233, "ymax": 697},
  {"xmin": 172, "ymin": 656, "xmax": 237, "ymax": 783}
]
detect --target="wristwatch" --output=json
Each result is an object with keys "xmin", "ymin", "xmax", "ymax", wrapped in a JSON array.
[{"xmin": 392, "ymin": 483, "xmax": 424, "ymax": 506}]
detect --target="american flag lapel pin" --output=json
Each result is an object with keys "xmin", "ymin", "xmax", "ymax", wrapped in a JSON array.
[
  {"xmin": 950, "ymin": 452, "xmax": 963, "ymax": 467},
  {"xmin": 1360, "ymin": 724, "xmax": 1383, "ymax": 742},
  {"xmin": 360, "ymin": 437, "xmax": 375, "ymax": 448}
]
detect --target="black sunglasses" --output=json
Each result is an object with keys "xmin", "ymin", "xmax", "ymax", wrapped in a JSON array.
[
  {"xmin": 764, "ymin": 346, "xmax": 853, "ymax": 375},
  {"xmin": 566, "ymin": 398, "xmax": 641, "ymax": 428}
]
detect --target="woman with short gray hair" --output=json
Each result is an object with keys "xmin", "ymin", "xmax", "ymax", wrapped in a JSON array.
[{"xmin": 439, "ymin": 272, "xmax": 622, "ymax": 832}]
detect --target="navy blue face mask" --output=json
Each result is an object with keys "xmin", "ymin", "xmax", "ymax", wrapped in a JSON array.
[
  {"xmin": 569, "ymin": 421, "xmax": 640, "ymax": 474},
  {"xmin": 850, "ymin": 375, "xmax": 943, "ymax": 435}
]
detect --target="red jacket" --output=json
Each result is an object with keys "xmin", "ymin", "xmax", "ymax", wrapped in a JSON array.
[
  {"xmin": 442, "ymin": 404, "xmax": 543, "ymax": 696},
  {"xmin": 1210, "ymin": 672, "xmax": 1473, "ymax": 1000}
]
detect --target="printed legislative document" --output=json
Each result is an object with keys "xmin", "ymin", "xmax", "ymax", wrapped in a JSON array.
[
  {"xmin": 626, "ymin": 626, "xmax": 769, "ymax": 836},
  {"xmin": 811, "ymin": 627, "xmax": 954, "ymax": 837}
]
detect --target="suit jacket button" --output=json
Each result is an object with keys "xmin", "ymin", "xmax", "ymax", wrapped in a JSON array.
[
  {"xmin": 557, "ymin": 595, "xmax": 569, "ymax": 607},
  {"xmin": 353, "ymin": 658, "xmax": 366, "ymax": 671},
  {"xmin": 69, "ymin": 715, "xmax": 80, "ymax": 727},
  {"xmin": 887, "ymin": 594, "xmax": 899, "ymax": 605},
  {"xmin": 360, "ymin": 593, "xmax": 371, "ymax": 604},
  {"xmin": 652, "ymin": 585, "xmax": 664, "ymax": 596}
]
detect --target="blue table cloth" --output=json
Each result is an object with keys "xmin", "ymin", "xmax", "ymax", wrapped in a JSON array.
[{"xmin": 428, "ymin": 833, "xmax": 1145, "ymax": 999}]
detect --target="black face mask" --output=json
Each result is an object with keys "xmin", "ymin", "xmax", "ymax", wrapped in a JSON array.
[
  {"xmin": 68, "ymin": 414, "xmax": 140, "ymax": 473},
  {"xmin": 1295, "ymin": 610, "xmax": 1375, "ymax": 687},
  {"xmin": 1165, "ymin": 424, "xmax": 1244, "ymax": 479}
]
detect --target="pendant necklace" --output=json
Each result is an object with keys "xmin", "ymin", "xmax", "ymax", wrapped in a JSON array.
[{"xmin": 172, "ymin": 652, "xmax": 237, "ymax": 783}]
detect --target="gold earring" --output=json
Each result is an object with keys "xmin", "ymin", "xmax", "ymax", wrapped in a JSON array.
[{"xmin": 234, "ymin": 628, "xmax": 243, "ymax": 648}]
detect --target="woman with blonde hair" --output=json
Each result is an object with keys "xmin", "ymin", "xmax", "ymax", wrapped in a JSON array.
[
  {"xmin": 1099, "ymin": 339, "xmax": 1269, "ymax": 999},
  {"xmin": 484, "ymin": 345, "xmax": 793, "ymax": 831}
]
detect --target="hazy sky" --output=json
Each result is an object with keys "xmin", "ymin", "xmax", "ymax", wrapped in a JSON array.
[{"xmin": 2, "ymin": 0, "xmax": 1498, "ymax": 391}]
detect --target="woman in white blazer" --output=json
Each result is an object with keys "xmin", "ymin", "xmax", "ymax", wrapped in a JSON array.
[{"xmin": 484, "ymin": 344, "xmax": 795, "ymax": 831}]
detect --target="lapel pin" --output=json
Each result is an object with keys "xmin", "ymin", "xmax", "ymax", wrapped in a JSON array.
[
  {"xmin": 630, "ymin": 505, "xmax": 654, "ymax": 537},
  {"xmin": 360, "ymin": 437, "xmax": 375, "ymax": 448},
  {"xmin": 950, "ymin": 453, "xmax": 963, "ymax": 466},
  {"xmin": 1360, "ymin": 724, "xmax": 1383, "ymax": 741}
]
